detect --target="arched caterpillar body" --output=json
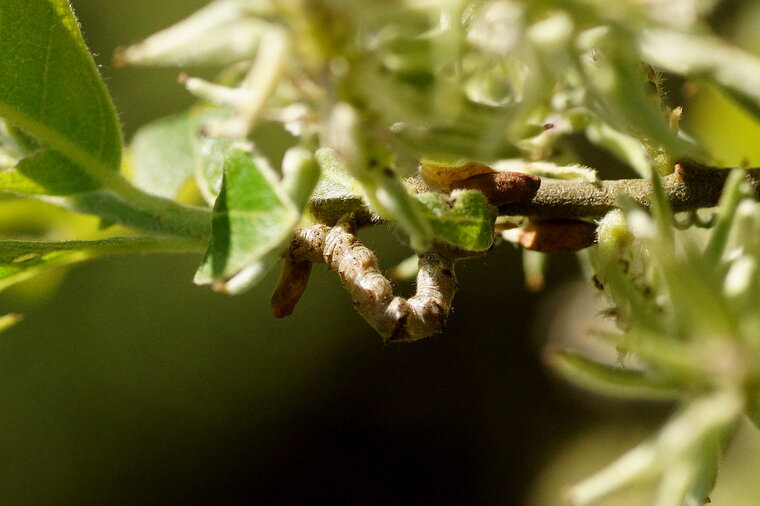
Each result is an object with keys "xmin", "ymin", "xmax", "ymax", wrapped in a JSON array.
[{"xmin": 272, "ymin": 218, "xmax": 460, "ymax": 342}]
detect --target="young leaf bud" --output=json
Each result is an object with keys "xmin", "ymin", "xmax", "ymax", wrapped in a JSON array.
[
  {"xmin": 596, "ymin": 209, "xmax": 633, "ymax": 257},
  {"xmin": 451, "ymin": 171, "xmax": 541, "ymax": 206}
]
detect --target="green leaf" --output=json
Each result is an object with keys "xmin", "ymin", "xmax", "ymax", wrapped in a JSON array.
[
  {"xmin": 639, "ymin": 29, "xmax": 760, "ymax": 105},
  {"xmin": 194, "ymin": 147, "xmax": 299, "ymax": 290},
  {"xmin": 0, "ymin": 0, "xmax": 122, "ymax": 194},
  {"xmin": 130, "ymin": 106, "xmax": 232, "ymax": 201},
  {"xmin": 0, "ymin": 236, "xmax": 203, "ymax": 292},
  {"xmin": 2, "ymin": 150, "xmax": 100, "ymax": 194},
  {"xmin": 220, "ymin": 146, "xmax": 320, "ymax": 295},
  {"xmin": 581, "ymin": 29, "xmax": 691, "ymax": 163},
  {"xmin": 280, "ymin": 147, "xmax": 321, "ymax": 211},
  {"xmin": 413, "ymin": 189, "xmax": 495, "ymax": 251},
  {"xmin": 114, "ymin": 0, "xmax": 267, "ymax": 67},
  {"xmin": 194, "ymin": 136, "xmax": 236, "ymax": 205},
  {"xmin": 0, "ymin": 1, "xmax": 212, "ymax": 239},
  {"xmin": 373, "ymin": 168, "xmax": 434, "ymax": 251},
  {"xmin": 548, "ymin": 350, "xmax": 681, "ymax": 401},
  {"xmin": 129, "ymin": 111, "xmax": 200, "ymax": 199},
  {"xmin": 310, "ymin": 147, "xmax": 369, "ymax": 225},
  {"xmin": 313, "ymin": 147, "xmax": 363, "ymax": 202},
  {"xmin": 704, "ymin": 169, "xmax": 750, "ymax": 265}
]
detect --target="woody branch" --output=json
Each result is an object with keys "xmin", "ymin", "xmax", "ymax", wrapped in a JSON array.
[{"xmin": 498, "ymin": 162, "xmax": 760, "ymax": 218}]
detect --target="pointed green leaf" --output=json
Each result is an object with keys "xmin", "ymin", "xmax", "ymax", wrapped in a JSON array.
[
  {"xmin": 221, "ymin": 147, "xmax": 321, "ymax": 295},
  {"xmin": 313, "ymin": 147, "xmax": 363, "ymax": 202},
  {"xmin": 704, "ymin": 169, "xmax": 750, "ymax": 264},
  {"xmin": 281, "ymin": 147, "xmax": 321, "ymax": 211},
  {"xmin": 309, "ymin": 147, "xmax": 369, "ymax": 225},
  {"xmin": 640, "ymin": 29, "xmax": 760, "ymax": 105},
  {"xmin": 130, "ymin": 107, "xmax": 231, "ymax": 200},
  {"xmin": 373, "ymin": 168, "xmax": 434, "ymax": 251},
  {"xmin": 115, "ymin": 0, "xmax": 267, "ymax": 67},
  {"xmin": 413, "ymin": 189, "xmax": 495, "ymax": 251},
  {"xmin": 548, "ymin": 350, "xmax": 681, "ymax": 400},
  {"xmin": 0, "ymin": 0, "xmax": 122, "ymax": 194},
  {"xmin": 0, "ymin": 2, "xmax": 212, "ymax": 239},
  {"xmin": 0, "ymin": 150, "xmax": 100, "ymax": 194},
  {"xmin": 194, "ymin": 147, "xmax": 299, "ymax": 289},
  {"xmin": 130, "ymin": 112, "xmax": 200, "ymax": 199},
  {"xmin": 195, "ymin": 137, "xmax": 235, "ymax": 205}
]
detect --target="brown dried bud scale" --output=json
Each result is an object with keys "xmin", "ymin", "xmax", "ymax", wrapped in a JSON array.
[
  {"xmin": 451, "ymin": 172, "xmax": 541, "ymax": 206},
  {"xmin": 515, "ymin": 219, "xmax": 597, "ymax": 253}
]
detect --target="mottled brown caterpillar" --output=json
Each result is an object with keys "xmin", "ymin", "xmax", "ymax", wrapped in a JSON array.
[{"xmin": 272, "ymin": 218, "xmax": 461, "ymax": 342}]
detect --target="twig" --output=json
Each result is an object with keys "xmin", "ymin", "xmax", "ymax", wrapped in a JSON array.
[
  {"xmin": 277, "ymin": 163, "xmax": 760, "ymax": 341},
  {"xmin": 309, "ymin": 163, "xmax": 760, "ymax": 223},
  {"xmin": 498, "ymin": 162, "xmax": 760, "ymax": 218}
]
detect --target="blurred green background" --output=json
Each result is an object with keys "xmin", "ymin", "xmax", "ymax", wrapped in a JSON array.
[{"xmin": 0, "ymin": 1, "xmax": 759, "ymax": 505}]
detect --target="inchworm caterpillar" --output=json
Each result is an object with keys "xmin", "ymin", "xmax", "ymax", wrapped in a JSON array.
[
  {"xmin": 281, "ymin": 218, "xmax": 461, "ymax": 342},
  {"xmin": 271, "ymin": 259, "xmax": 313, "ymax": 318}
]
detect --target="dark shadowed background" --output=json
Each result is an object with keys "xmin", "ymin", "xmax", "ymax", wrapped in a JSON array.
[{"xmin": 1, "ymin": 1, "xmax": 760, "ymax": 505}]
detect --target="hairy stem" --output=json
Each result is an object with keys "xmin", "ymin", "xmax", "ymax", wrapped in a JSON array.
[
  {"xmin": 47, "ymin": 183, "xmax": 212, "ymax": 242},
  {"xmin": 285, "ymin": 218, "xmax": 460, "ymax": 342},
  {"xmin": 498, "ymin": 163, "xmax": 760, "ymax": 218}
]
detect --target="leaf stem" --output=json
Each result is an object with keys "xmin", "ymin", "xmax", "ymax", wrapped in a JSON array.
[
  {"xmin": 48, "ymin": 175, "xmax": 212, "ymax": 242},
  {"xmin": 107, "ymin": 175, "xmax": 212, "ymax": 239},
  {"xmin": 0, "ymin": 236, "xmax": 207, "ymax": 260}
]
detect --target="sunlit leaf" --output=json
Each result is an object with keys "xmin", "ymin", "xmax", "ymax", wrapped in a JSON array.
[
  {"xmin": 581, "ymin": 29, "xmax": 691, "ymax": 163},
  {"xmin": 310, "ymin": 147, "xmax": 371, "ymax": 225},
  {"xmin": 414, "ymin": 189, "xmax": 495, "ymax": 251},
  {"xmin": 220, "ymin": 146, "xmax": 320, "ymax": 295},
  {"xmin": 0, "ymin": 0, "xmax": 122, "ymax": 194},
  {"xmin": 130, "ymin": 110, "xmax": 202, "ymax": 199},
  {"xmin": 548, "ymin": 350, "xmax": 681, "ymax": 401},
  {"xmin": 194, "ymin": 147, "xmax": 299, "ymax": 290},
  {"xmin": 115, "ymin": 0, "xmax": 268, "ymax": 67},
  {"xmin": 640, "ymin": 29, "xmax": 760, "ymax": 105},
  {"xmin": 704, "ymin": 169, "xmax": 752, "ymax": 265}
]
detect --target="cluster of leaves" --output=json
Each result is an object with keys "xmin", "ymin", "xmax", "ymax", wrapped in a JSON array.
[
  {"xmin": 3, "ymin": 0, "xmax": 760, "ymax": 504},
  {"xmin": 552, "ymin": 170, "xmax": 760, "ymax": 505}
]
